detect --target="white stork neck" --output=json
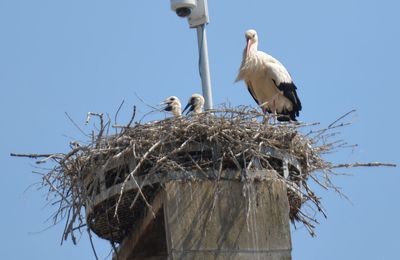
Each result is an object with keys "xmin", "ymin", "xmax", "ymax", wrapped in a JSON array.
[
  {"xmin": 193, "ymin": 106, "xmax": 202, "ymax": 114},
  {"xmin": 173, "ymin": 108, "xmax": 182, "ymax": 117}
]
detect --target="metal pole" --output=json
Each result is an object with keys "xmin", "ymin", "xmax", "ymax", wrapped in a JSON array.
[{"xmin": 196, "ymin": 24, "xmax": 213, "ymax": 110}]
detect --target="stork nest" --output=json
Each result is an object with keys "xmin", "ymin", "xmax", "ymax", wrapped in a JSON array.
[{"xmin": 11, "ymin": 106, "xmax": 395, "ymax": 247}]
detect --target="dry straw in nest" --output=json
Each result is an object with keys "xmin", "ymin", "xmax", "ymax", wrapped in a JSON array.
[{"xmin": 11, "ymin": 106, "xmax": 395, "ymax": 248}]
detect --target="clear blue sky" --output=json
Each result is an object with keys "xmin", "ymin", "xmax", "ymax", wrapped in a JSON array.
[{"xmin": 1, "ymin": 1, "xmax": 399, "ymax": 259}]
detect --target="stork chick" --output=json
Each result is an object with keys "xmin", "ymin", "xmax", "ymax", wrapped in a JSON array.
[
  {"xmin": 183, "ymin": 94, "xmax": 205, "ymax": 115},
  {"xmin": 161, "ymin": 96, "xmax": 182, "ymax": 117},
  {"xmin": 235, "ymin": 29, "xmax": 302, "ymax": 121}
]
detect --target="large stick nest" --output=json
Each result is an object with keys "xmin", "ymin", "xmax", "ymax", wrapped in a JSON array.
[{"xmin": 12, "ymin": 106, "xmax": 395, "ymax": 247}]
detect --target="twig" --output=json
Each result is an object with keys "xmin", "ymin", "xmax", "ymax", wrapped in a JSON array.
[
  {"xmin": 42, "ymin": 175, "xmax": 71, "ymax": 207},
  {"xmin": 332, "ymin": 162, "xmax": 396, "ymax": 169},
  {"xmin": 110, "ymin": 242, "xmax": 119, "ymax": 260},
  {"xmin": 126, "ymin": 105, "xmax": 137, "ymax": 128},
  {"xmin": 129, "ymin": 175, "xmax": 155, "ymax": 218},
  {"xmin": 328, "ymin": 109, "xmax": 356, "ymax": 128},
  {"xmin": 114, "ymin": 99, "xmax": 125, "ymax": 127},
  {"xmin": 134, "ymin": 92, "xmax": 159, "ymax": 111},
  {"xmin": 85, "ymin": 112, "xmax": 105, "ymax": 148},
  {"xmin": 65, "ymin": 112, "xmax": 89, "ymax": 137},
  {"xmin": 114, "ymin": 140, "xmax": 162, "ymax": 216},
  {"xmin": 10, "ymin": 153, "xmax": 63, "ymax": 159},
  {"xmin": 87, "ymin": 228, "xmax": 99, "ymax": 260}
]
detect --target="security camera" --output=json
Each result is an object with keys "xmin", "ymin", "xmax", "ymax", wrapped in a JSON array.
[{"xmin": 170, "ymin": 0, "xmax": 197, "ymax": 18}]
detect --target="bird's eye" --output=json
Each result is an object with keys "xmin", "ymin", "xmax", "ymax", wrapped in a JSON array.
[{"xmin": 170, "ymin": 97, "xmax": 175, "ymax": 101}]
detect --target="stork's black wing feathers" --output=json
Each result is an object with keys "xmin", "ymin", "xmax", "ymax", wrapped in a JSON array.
[
  {"xmin": 246, "ymin": 80, "xmax": 259, "ymax": 105},
  {"xmin": 275, "ymin": 81, "xmax": 302, "ymax": 118}
]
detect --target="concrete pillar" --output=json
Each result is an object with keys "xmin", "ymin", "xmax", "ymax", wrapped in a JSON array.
[{"xmin": 115, "ymin": 174, "xmax": 292, "ymax": 260}]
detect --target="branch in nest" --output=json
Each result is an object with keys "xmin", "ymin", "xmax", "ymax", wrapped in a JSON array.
[
  {"xmin": 331, "ymin": 162, "xmax": 396, "ymax": 169},
  {"xmin": 10, "ymin": 153, "xmax": 63, "ymax": 159}
]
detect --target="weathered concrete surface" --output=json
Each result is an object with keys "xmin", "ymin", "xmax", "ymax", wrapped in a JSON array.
[
  {"xmin": 115, "ymin": 176, "xmax": 292, "ymax": 260},
  {"xmin": 163, "ymin": 179, "xmax": 292, "ymax": 260}
]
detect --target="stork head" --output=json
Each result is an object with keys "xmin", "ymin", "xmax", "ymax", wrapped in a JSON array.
[
  {"xmin": 245, "ymin": 29, "xmax": 258, "ymax": 56},
  {"xmin": 183, "ymin": 93, "xmax": 205, "ymax": 115},
  {"xmin": 161, "ymin": 96, "xmax": 182, "ymax": 117}
]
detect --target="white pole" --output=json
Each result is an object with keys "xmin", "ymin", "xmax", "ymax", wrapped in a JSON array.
[{"xmin": 196, "ymin": 24, "xmax": 213, "ymax": 110}]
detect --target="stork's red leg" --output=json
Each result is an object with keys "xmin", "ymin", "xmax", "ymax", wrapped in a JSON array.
[{"xmin": 262, "ymin": 107, "xmax": 267, "ymax": 114}]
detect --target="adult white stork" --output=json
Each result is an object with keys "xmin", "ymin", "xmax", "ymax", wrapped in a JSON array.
[
  {"xmin": 235, "ymin": 29, "xmax": 302, "ymax": 121},
  {"xmin": 161, "ymin": 96, "xmax": 182, "ymax": 117},
  {"xmin": 182, "ymin": 94, "xmax": 205, "ymax": 114}
]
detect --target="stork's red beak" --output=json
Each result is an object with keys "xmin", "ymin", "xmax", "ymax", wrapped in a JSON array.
[{"xmin": 246, "ymin": 38, "xmax": 253, "ymax": 57}]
